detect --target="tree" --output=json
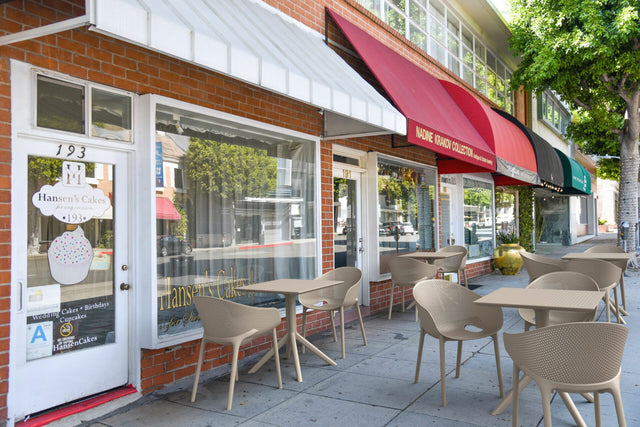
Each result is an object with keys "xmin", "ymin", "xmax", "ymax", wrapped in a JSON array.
[{"xmin": 509, "ymin": 0, "xmax": 640, "ymax": 250}]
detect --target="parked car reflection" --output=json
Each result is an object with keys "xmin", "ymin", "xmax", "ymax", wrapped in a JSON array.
[{"xmin": 157, "ymin": 235, "xmax": 193, "ymax": 257}]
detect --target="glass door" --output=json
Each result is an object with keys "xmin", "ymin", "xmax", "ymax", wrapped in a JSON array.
[
  {"xmin": 10, "ymin": 138, "xmax": 130, "ymax": 420},
  {"xmin": 333, "ymin": 170, "xmax": 363, "ymax": 271},
  {"xmin": 440, "ymin": 183, "xmax": 458, "ymax": 247}
]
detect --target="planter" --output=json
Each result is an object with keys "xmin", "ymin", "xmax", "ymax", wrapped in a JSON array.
[{"xmin": 493, "ymin": 243, "xmax": 524, "ymax": 275}]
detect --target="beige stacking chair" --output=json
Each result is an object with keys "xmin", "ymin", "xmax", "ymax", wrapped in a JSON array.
[
  {"xmin": 585, "ymin": 244, "xmax": 629, "ymax": 313},
  {"xmin": 563, "ymin": 258, "xmax": 623, "ymax": 323},
  {"xmin": 387, "ymin": 257, "xmax": 439, "ymax": 320},
  {"xmin": 505, "ymin": 322, "xmax": 628, "ymax": 427},
  {"xmin": 520, "ymin": 251, "xmax": 565, "ymax": 283},
  {"xmin": 300, "ymin": 267, "xmax": 367, "ymax": 359},
  {"xmin": 433, "ymin": 245, "xmax": 468, "ymax": 287},
  {"xmin": 413, "ymin": 279, "xmax": 504, "ymax": 407},
  {"xmin": 518, "ymin": 271, "xmax": 600, "ymax": 330},
  {"xmin": 191, "ymin": 296, "xmax": 282, "ymax": 410}
]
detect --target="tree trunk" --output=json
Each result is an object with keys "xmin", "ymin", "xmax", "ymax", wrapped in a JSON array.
[{"xmin": 617, "ymin": 104, "xmax": 640, "ymax": 251}]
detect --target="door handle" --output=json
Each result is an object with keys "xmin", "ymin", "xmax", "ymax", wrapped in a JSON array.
[{"xmin": 120, "ymin": 283, "xmax": 131, "ymax": 291}]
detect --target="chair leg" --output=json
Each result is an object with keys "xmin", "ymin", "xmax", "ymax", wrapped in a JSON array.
[
  {"xmin": 620, "ymin": 274, "xmax": 626, "ymax": 311},
  {"xmin": 492, "ymin": 334, "xmax": 504, "ymax": 398},
  {"xmin": 301, "ymin": 307, "xmax": 308, "ymax": 354},
  {"xmin": 340, "ymin": 307, "xmax": 346, "ymax": 359},
  {"xmin": 190, "ymin": 338, "xmax": 206, "ymax": 402},
  {"xmin": 439, "ymin": 337, "xmax": 447, "ymax": 407},
  {"xmin": 540, "ymin": 388, "xmax": 553, "ymax": 427},
  {"xmin": 414, "ymin": 329, "xmax": 426, "ymax": 383},
  {"xmin": 355, "ymin": 303, "xmax": 367, "ymax": 346},
  {"xmin": 512, "ymin": 363, "xmax": 519, "ymax": 427},
  {"xmin": 611, "ymin": 384, "xmax": 627, "ymax": 427},
  {"xmin": 330, "ymin": 311, "xmax": 337, "ymax": 342},
  {"xmin": 455, "ymin": 340, "xmax": 462, "ymax": 378},
  {"xmin": 272, "ymin": 328, "xmax": 282, "ymax": 389},
  {"xmin": 604, "ymin": 293, "xmax": 611, "ymax": 323},
  {"xmin": 463, "ymin": 269, "xmax": 469, "ymax": 288},
  {"xmin": 594, "ymin": 392, "xmax": 601, "ymax": 427},
  {"xmin": 227, "ymin": 343, "xmax": 241, "ymax": 410},
  {"xmin": 388, "ymin": 284, "xmax": 395, "ymax": 320}
]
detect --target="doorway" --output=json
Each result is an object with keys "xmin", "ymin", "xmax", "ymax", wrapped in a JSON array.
[{"xmin": 10, "ymin": 138, "xmax": 130, "ymax": 420}]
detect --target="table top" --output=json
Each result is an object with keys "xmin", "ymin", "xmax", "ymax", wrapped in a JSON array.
[
  {"xmin": 399, "ymin": 252, "xmax": 457, "ymax": 260},
  {"xmin": 243, "ymin": 279, "xmax": 343, "ymax": 295},
  {"xmin": 561, "ymin": 252, "xmax": 632, "ymax": 261},
  {"xmin": 475, "ymin": 287, "xmax": 604, "ymax": 312}
]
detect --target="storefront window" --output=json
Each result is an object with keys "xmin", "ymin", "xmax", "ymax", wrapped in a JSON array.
[
  {"xmin": 536, "ymin": 195, "xmax": 569, "ymax": 245},
  {"xmin": 378, "ymin": 158, "xmax": 437, "ymax": 274},
  {"xmin": 155, "ymin": 105, "xmax": 317, "ymax": 338},
  {"xmin": 463, "ymin": 178, "xmax": 493, "ymax": 258}
]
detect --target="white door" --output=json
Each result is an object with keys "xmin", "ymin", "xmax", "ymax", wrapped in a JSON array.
[{"xmin": 10, "ymin": 138, "xmax": 130, "ymax": 420}]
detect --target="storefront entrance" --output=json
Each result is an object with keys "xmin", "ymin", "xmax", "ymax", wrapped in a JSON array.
[
  {"xmin": 439, "ymin": 183, "xmax": 459, "ymax": 247},
  {"xmin": 10, "ymin": 138, "xmax": 130, "ymax": 419},
  {"xmin": 333, "ymin": 169, "xmax": 363, "ymax": 271}
]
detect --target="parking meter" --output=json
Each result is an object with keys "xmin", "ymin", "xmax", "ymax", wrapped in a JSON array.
[{"xmin": 620, "ymin": 221, "xmax": 630, "ymax": 252}]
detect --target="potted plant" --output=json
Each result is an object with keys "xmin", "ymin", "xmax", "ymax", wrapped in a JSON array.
[{"xmin": 493, "ymin": 232, "xmax": 524, "ymax": 275}]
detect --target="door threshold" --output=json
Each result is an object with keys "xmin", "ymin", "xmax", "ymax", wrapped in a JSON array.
[{"xmin": 17, "ymin": 385, "xmax": 138, "ymax": 427}]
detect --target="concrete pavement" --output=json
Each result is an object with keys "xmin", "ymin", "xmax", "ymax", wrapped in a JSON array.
[{"xmin": 55, "ymin": 232, "xmax": 640, "ymax": 426}]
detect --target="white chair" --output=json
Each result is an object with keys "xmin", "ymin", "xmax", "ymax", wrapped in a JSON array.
[
  {"xmin": 505, "ymin": 322, "xmax": 628, "ymax": 427},
  {"xmin": 413, "ymin": 279, "xmax": 504, "ymax": 407},
  {"xmin": 191, "ymin": 296, "xmax": 282, "ymax": 410},
  {"xmin": 388, "ymin": 256, "xmax": 439, "ymax": 320},
  {"xmin": 300, "ymin": 267, "xmax": 367, "ymax": 359}
]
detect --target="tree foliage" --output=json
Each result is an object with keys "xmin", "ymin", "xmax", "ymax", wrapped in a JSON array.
[
  {"xmin": 509, "ymin": 0, "xmax": 640, "ymax": 248},
  {"xmin": 185, "ymin": 138, "xmax": 278, "ymax": 200}
]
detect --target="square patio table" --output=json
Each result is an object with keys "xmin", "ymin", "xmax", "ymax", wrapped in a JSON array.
[
  {"xmin": 399, "ymin": 251, "xmax": 457, "ymax": 264},
  {"xmin": 475, "ymin": 287, "xmax": 604, "ymax": 424},
  {"xmin": 243, "ymin": 279, "xmax": 341, "ymax": 382}
]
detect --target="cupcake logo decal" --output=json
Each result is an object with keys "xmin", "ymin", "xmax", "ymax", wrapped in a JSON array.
[
  {"xmin": 47, "ymin": 226, "xmax": 94, "ymax": 285},
  {"xmin": 32, "ymin": 162, "xmax": 110, "ymax": 224}
]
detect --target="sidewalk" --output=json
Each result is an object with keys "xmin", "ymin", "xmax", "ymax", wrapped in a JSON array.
[{"xmin": 60, "ymin": 234, "xmax": 639, "ymax": 426}]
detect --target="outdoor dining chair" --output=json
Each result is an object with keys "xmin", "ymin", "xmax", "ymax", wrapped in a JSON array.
[
  {"xmin": 505, "ymin": 322, "xmax": 628, "ymax": 427},
  {"xmin": 191, "ymin": 296, "xmax": 282, "ymax": 410},
  {"xmin": 388, "ymin": 256, "xmax": 439, "ymax": 320},
  {"xmin": 433, "ymin": 245, "xmax": 468, "ymax": 287},
  {"xmin": 585, "ymin": 244, "xmax": 629, "ymax": 314},
  {"xmin": 520, "ymin": 251, "xmax": 565, "ymax": 283},
  {"xmin": 413, "ymin": 279, "xmax": 504, "ymax": 407},
  {"xmin": 300, "ymin": 267, "xmax": 367, "ymax": 359},
  {"xmin": 563, "ymin": 258, "xmax": 623, "ymax": 323},
  {"xmin": 518, "ymin": 271, "xmax": 600, "ymax": 330}
]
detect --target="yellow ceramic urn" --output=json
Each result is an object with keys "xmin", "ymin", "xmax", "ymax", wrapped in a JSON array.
[{"xmin": 493, "ymin": 243, "xmax": 524, "ymax": 275}]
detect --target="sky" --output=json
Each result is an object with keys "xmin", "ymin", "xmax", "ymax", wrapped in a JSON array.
[{"xmin": 488, "ymin": 0, "xmax": 511, "ymax": 20}]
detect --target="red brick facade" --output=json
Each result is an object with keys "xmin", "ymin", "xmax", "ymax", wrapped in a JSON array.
[{"xmin": 0, "ymin": 0, "xmax": 499, "ymax": 419}]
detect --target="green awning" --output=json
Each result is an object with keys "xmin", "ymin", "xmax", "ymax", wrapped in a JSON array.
[{"xmin": 554, "ymin": 149, "xmax": 591, "ymax": 195}]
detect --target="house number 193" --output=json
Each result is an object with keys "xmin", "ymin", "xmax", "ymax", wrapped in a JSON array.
[{"xmin": 56, "ymin": 144, "xmax": 86, "ymax": 159}]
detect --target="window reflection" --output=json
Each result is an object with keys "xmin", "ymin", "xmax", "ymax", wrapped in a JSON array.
[
  {"xmin": 155, "ymin": 105, "xmax": 316, "ymax": 337},
  {"xmin": 378, "ymin": 158, "xmax": 436, "ymax": 274},
  {"xmin": 463, "ymin": 178, "xmax": 494, "ymax": 258}
]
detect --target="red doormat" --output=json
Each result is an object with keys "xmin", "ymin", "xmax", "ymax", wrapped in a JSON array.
[{"xmin": 17, "ymin": 385, "xmax": 137, "ymax": 427}]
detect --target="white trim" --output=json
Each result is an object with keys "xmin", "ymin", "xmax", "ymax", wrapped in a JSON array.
[{"xmin": 0, "ymin": 15, "xmax": 90, "ymax": 46}]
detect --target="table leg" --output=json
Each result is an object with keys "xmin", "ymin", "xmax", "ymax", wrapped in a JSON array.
[
  {"xmin": 248, "ymin": 334, "xmax": 288, "ymax": 374},
  {"xmin": 492, "ymin": 374, "xmax": 533, "ymax": 415},
  {"xmin": 285, "ymin": 295, "xmax": 303, "ymax": 382},
  {"xmin": 558, "ymin": 392, "xmax": 587, "ymax": 426}
]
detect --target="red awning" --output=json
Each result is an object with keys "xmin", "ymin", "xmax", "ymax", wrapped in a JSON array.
[
  {"xmin": 156, "ymin": 197, "xmax": 182, "ymax": 220},
  {"xmin": 439, "ymin": 81, "xmax": 540, "ymax": 185},
  {"xmin": 327, "ymin": 9, "xmax": 496, "ymax": 172}
]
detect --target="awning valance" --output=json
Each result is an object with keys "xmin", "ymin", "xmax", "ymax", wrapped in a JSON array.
[
  {"xmin": 326, "ymin": 9, "xmax": 496, "ymax": 172},
  {"xmin": 439, "ymin": 81, "xmax": 540, "ymax": 185},
  {"xmin": 555, "ymin": 149, "xmax": 592, "ymax": 195},
  {"xmin": 156, "ymin": 197, "xmax": 182, "ymax": 220},
  {"xmin": 89, "ymin": 0, "xmax": 406, "ymax": 139},
  {"xmin": 492, "ymin": 109, "xmax": 564, "ymax": 190}
]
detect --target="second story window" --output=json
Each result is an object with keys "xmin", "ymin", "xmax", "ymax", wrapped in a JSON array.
[{"xmin": 539, "ymin": 91, "xmax": 571, "ymax": 134}]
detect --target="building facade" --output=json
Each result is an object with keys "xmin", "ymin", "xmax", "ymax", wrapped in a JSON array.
[{"xmin": 0, "ymin": 0, "xmax": 592, "ymax": 423}]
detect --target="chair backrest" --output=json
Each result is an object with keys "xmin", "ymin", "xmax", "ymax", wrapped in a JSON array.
[
  {"xmin": 522, "ymin": 271, "xmax": 600, "ymax": 324},
  {"xmin": 585, "ymin": 244, "xmax": 626, "ymax": 254},
  {"xmin": 434, "ymin": 245, "xmax": 468, "ymax": 271},
  {"xmin": 388, "ymin": 257, "xmax": 439, "ymax": 286},
  {"xmin": 315, "ymin": 266, "xmax": 363, "ymax": 305},
  {"xmin": 194, "ymin": 296, "xmax": 280, "ymax": 341},
  {"xmin": 520, "ymin": 251, "xmax": 565, "ymax": 282},
  {"xmin": 504, "ymin": 322, "xmax": 628, "ymax": 386},
  {"xmin": 413, "ymin": 279, "xmax": 503, "ymax": 339},
  {"xmin": 563, "ymin": 258, "xmax": 622, "ymax": 291}
]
